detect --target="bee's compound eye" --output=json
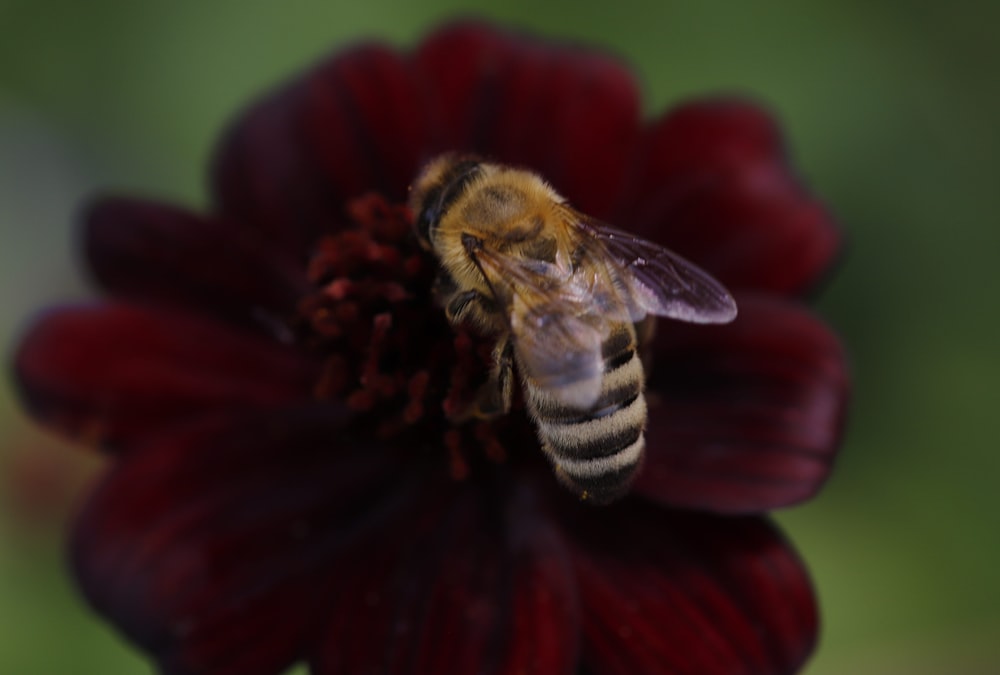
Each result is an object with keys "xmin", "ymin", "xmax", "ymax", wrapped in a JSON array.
[
  {"xmin": 415, "ymin": 207, "xmax": 437, "ymax": 240},
  {"xmin": 422, "ymin": 206, "xmax": 439, "ymax": 226},
  {"xmin": 413, "ymin": 160, "xmax": 482, "ymax": 247},
  {"xmin": 413, "ymin": 184, "xmax": 443, "ymax": 244}
]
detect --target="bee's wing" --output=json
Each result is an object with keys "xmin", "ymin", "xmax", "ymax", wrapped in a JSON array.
[
  {"xmin": 470, "ymin": 244, "xmax": 606, "ymax": 409},
  {"xmin": 575, "ymin": 214, "xmax": 738, "ymax": 324}
]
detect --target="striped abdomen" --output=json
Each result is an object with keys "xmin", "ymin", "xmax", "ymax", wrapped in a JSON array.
[{"xmin": 522, "ymin": 324, "xmax": 646, "ymax": 503}]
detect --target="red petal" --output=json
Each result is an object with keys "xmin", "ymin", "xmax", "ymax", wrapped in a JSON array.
[
  {"xmin": 212, "ymin": 22, "xmax": 644, "ymax": 253},
  {"xmin": 13, "ymin": 303, "xmax": 318, "ymax": 449},
  {"xmin": 636, "ymin": 295, "xmax": 848, "ymax": 513},
  {"xmin": 312, "ymin": 486, "xmax": 579, "ymax": 675},
  {"xmin": 416, "ymin": 21, "xmax": 641, "ymax": 218},
  {"xmin": 84, "ymin": 197, "xmax": 308, "ymax": 328},
  {"xmin": 622, "ymin": 99, "xmax": 841, "ymax": 295},
  {"xmin": 305, "ymin": 44, "xmax": 427, "ymax": 205},
  {"xmin": 638, "ymin": 98, "xmax": 786, "ymax": 174},
  {"xmin": 71, "ymin": 409, "xmax": 413, "ymax": 675},
  {"xmin": 211, "ymin": 80, "xmax": 347, "ymax": 261},
  {"xmin": 567, "ymin": 503, "xmax": 816, "ymax": 675}
]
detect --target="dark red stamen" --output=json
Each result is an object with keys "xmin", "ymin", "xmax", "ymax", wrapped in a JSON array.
[
  {"xmin": 403, "ymin": 370, "xmax": 431, "ymax": 424},
  {"xmin": 444, "ymin": 429, "xmax": 470, "ymax": 480},
  {"xmin": 475, "ymin": 422, "xmax": 508, "ymax": 463},
  {"xmin": 442, "ymin": 330, "xmax": 481, "ymax": 420}
]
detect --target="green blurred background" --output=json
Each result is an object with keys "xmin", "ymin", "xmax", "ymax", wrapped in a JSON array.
[{"xmin": 2, "ymin": 1, "xmax": 998, "ymax": 673}]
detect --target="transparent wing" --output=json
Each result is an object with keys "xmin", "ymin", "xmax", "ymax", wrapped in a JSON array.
[
  {"xmin": 470, "ymin": 242, "xmax": 606, "ymax": 408},
  {"xmin": 574, "ymin": 213, "xmax": 738, "ymax": 324}
]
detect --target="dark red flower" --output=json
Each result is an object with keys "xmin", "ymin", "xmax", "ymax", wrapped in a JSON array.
[{"xmin": 12, "ymin": 21, "xmax": 848, "ymax": 675}]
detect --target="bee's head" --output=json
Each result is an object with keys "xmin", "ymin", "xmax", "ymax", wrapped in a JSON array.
[{"xmin": 408, "ymin": 153, "xmax": 484, "ymax": 249}]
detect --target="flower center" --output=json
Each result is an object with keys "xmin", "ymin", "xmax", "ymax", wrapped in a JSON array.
[{"xmin": 296, "ymin": 194, "xmax": 520, "ymax": 479}]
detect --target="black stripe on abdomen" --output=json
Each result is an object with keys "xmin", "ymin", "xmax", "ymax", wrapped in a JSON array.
[
  {"xmin": 537, "ymin": 396, "xmax": 644, "ymax": 461},
  {"xmin": 555, "ymin": 454, "xmax": 644, "ymax": 504},
  {"xmin": 530, "ymin": 325, "xmax": 640, "ymax": 424}
]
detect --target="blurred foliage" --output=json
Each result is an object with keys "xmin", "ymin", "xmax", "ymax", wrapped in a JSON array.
[{"xmin": 2, "ymin": 0, "xmax": 999, "ymax": 673}]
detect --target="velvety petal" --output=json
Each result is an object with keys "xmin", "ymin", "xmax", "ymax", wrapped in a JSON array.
[
  {"xmin": 305, "ymin": 43, "xmax": 427, "ymax": 205},
  {"xmin": 213, "ymin": 22, "xmax": 643, "ymax": 246},
  {"xmin": 416, "ymin": 21, "xmax": 641, "ymax": 218},
  {"xmin": 312, "ymin": 484, "xmax": 579, "ymax": 675},
  {"xmin": 84, "ymin": 197, "xmax": 308, "ymax": 328},
  {"xmin": 567, "ymin": 503, "xmax": 816, "ymax": 675},
  {"xmin": 636, "ymin": 98, "xmax": 786, "ymax": 175},
  {"xmin": 621, "ymin": 99, "xmax": 840, "ymax": 295},
  {"xmin": 636, "ymin": 295, "xmax": 848, "ymax": 513},
  {"xmin": 71, "ymin": 409, "xmax": 421, "ymax": 675},
  {"xmin": 13, "ymin": 303, "xmax": 318, "ymax": 449},
  {"xmin": 211, "ymin": 80, "xmax": 347, "ymax": 261}
]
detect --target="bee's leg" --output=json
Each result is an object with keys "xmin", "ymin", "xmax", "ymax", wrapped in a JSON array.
[
  {"xmin": 435, "ymin": 270, "xmax": 485, "ymax": 325},
  {"xmin": 443, "ymin": 288, "xmax": 502, "ymax": 332},
  {"xmin": 444, "ymin": 289, "xmax": 481, "ymax": 324},
  {"xmin": 451, "ymin": 334, "xmax": 514, "ymax": 422},
  {"xmin": 473, "ymin": 336, "xmax": 514, "ymax": 418}
]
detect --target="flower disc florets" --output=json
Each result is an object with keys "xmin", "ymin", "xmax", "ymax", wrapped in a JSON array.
[{"xmin": 297, "ymin": 193, "xmax": 520, "ymax": 479}]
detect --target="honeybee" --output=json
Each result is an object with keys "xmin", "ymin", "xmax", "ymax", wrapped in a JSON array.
[{"xmin": 409, "ymin": 154, "xmax": 737, "ymax": 503}]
